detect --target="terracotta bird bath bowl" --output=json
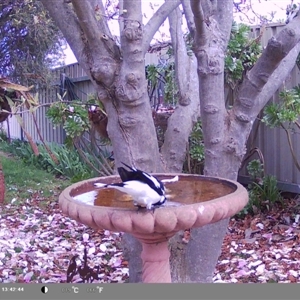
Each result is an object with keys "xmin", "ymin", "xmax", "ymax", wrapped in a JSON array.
[{"xmin": 59, "ymin": 174, "xmax": 248, "ymax": 283}]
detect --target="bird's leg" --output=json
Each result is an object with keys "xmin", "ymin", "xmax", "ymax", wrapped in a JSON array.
[
  {"xmin": 136, "ymin": 205, "xmax": 147, "ymax": 213},
  {"xmin": 146, "ymin": 204, "xmax": 156, "ymax": 214}
]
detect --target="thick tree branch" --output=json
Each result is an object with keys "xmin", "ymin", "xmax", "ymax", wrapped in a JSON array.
[
  {"xmin": 254, "ymin": 42, "xmax": 300, "ymax": 117},
  {"xmin": 40, "ymin": 0, "xmax": 89, "ymax": 72},
  {"xmin": 234, "ymin": 19, "xmax": 300, "ymax": 123},
  {"xmin": 215, "ymin": 0, "xmax": 233, "ymax": 47},
  {"xmin": 118, "ymin": 0, "xmax": 124, "ymax": 32},
  {"xmin": 123, "ymin": 0, "xmax": 142, "ymax": 23},
  {"xmin": 90, "ymin": 0, "xmax": 113, "ymax": 36},
  {"xmin": 70, "ymin": 0, "xmax": 120, "ymax": 63},
  {"xmin": 161, "ymin": 56, "xmax": 200, "ymax": 172},
  {"xmin": 223, "ymin": 42, "xmax": 300, "ymax": 180},
  {"xmin": 161, "ymin": 5, "xmax": 199, "ymax": 172},
  {"xmin": 169, "ymin": 5, "xmax": 188, "ymax": 105},
  {"xmin": 190, "ymin": 0, "xmax": 207, "ymax": 46},
  {"xmin": 190, "ymin": 0, "xmax": 204, "ymax": 32},
  {"xmin": 120, "ymin": 0, "xmax": 143, "ymax": 63},
  {"xmin": 142, "ymin": 0, "xmax": 180, "ymax": 54},
  {"xmin": 181, "ymin": 0, "xmax": 196, "ymax": 38},
  {"xmin": 71, "ymin": 0, "xmax": 106, "ymax": 47},
  {"xmin": 191, "ymin": 0, "xmax": 232, "ymax": 177}
]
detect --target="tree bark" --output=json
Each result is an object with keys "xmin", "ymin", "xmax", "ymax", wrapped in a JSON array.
[{"xmin": 161, "ymin": 5, "xmax": 200, "ymax": 172}]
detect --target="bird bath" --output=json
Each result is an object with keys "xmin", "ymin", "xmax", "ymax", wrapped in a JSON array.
[{"xmin": 59, "ymin": 174, "xmax": 248, "ymax": 283}]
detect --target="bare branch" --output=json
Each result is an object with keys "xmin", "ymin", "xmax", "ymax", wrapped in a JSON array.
[
  {"xmin": 118, "ymin": 0, "xmax": 124, "ymax": 32},
  {"xmin": 225, "ymin": 42, "xmax": 300, "ymax": 177},
  {"xmin": 71, "ymin": 0, "xmax": 111, "ymax": 49},
  {"xmin": 255, "ymin": 42, "xmax": 300, "ymax": 117},
  {"xmin": 190, "ymin": 0, "xmax": 206, "ymax": 46},
  {"xmin": 123, "ymin": 0, "xmax": 142, "ymax": 21},
  {"xmin": 169, "ymin": 5, "xmax": 189, "ymax": 105},
  {"xmin": 143, "ymin": 0, "xmax": 180, "ymax": 54},
  {"xmin": 40, "ymin": 0, "xmax": 89, "ymax": 71},
  {"xmin": 181, "ymin": 0, "xmax": 195, "ymax": 38},
  {"xmin": 234, "ymin": 20, "xmax": 300, "ymax": 122},
  {"xmin": 215, "ymin": 0, "xmax": 233, "ymax": 46},
  {"xmin": 57, "ymin": 0, "xmax": 119, "ymax": 64},
  {"xmin": 120, "ymin": 0, "xmax": 143, "ymax": 61},
  {"xmin": 160, "ymin": 3, "xmax": 200, "ymax": 172},
  {"xmin": 90, "ymin": 0, "xmax": 113, "ymax": 36},
  {"xmin": 161, "ymin": 56, "xmax": 200, "ymax": 172}
]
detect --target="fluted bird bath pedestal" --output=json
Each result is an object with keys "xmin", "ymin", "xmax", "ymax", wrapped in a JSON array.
[{"xmin": 59, "ymin": 174, "xmax": 248, "ymax": 283}]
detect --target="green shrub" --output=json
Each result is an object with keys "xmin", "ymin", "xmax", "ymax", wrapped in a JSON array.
[
  {"xmin": 183, "ymin": 119, "xmax": 205, "ymax": 174},
  {"xmin": 238, "ymin": 159, "xmax": 283, "ymax": 217},
  {"xmin": 0, "ymin": 139, "xmax": 97, "ymax": 182}
]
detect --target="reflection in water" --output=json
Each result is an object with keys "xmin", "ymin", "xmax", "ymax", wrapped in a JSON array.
[
  {"xmin": 73, "ymin": 190, "xmax": 98, "ymax": 206},
  {"xmin": 72, "ymin": 178, "xmax": 235, "ymax": 209}
]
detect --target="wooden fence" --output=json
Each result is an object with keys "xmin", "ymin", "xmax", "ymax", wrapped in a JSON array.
[{"xmin": 3, "ymin": 23, "xmax": 300, "ymax": 192}]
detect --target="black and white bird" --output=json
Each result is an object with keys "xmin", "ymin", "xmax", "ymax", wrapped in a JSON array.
[{"xmin": 94, "ymin": 162, "xmax": 177, "ymax": 210}]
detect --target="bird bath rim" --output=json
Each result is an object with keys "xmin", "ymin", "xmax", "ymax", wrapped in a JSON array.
[{"xmin": 59, "ymin": 173, "xmax": 249, "ymax": 240}]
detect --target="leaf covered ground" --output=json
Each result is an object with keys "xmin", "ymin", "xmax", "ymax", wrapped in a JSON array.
[
  {"xmin": 0, "ymin": 198, "xmax": 129, "ymax": 283},
  {"xmin": 0, "ymin": 155, "xmax": 299, "ymax": 283},
  {"xmin": 214, "ymin": 197, "xmax": 300, "ymax": 283},
  {"xmin": 1, "ymin": 195, "xmax": 299, "ymax": 283}
]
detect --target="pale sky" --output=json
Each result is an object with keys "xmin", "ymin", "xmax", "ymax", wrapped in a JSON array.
[{"xmin": 64, "ymin": 0, "xmax": 294, "ymax": 65}]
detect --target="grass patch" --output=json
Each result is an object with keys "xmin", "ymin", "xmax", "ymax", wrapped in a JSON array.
[
  {"xmin": 0, "ymin": 155, "xmax": 71, "ymax": 206},
  {"xmin": 0, "ymin": 139, "xmax": 97, "ymax": 183}
]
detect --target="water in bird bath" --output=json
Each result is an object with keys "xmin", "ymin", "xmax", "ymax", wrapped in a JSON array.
[{"xmin": 71, "ymin": 175, "xmax": 235, "ymax": 209}]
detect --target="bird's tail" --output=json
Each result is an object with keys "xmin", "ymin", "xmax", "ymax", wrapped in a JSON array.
[
  {"xmin": 117, "ymin": 166, "xmax": 131, "ymax": 182},
  {"xmin": 121, "ymin": 162, "xmax": 135, "ymax": 170}
]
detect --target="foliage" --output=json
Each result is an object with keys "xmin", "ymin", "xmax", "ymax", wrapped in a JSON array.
[
  {"xmin": 0, "ymin": 139, "xmax": 96, "ymax": 183},
  {"xmin": 262, "ymin": 85, "xmax": 300, "ymax": 171},
  {"xmin": 146, "ymin": 61, "xmax": 178, "ymax": 107},
  {"xmin": 46, "ymin": 99, "xmax": 90, "ymax": 139},
  {"xmin": 0, "ymin": 0, "xmax": 65, "ymax": 87},
  {"xmin": 262, "ymin": 86, "xmax": 300, "ymax": 128},
  {"xmin": 246, "ymin": 158, "xmax": 264, "ymax": 184},
  {"xmin": 46, "ymin": 93, "xmax": 113, "ymax": 177},
  {"xmin": 238, "ymin": 159, "xmax": 283, "ymax": 217},
  {"xmin": 225, "ymin": 22, "xmax": 262, "ymax": 92},
  {"xmin": 189, "ymin": 120, "xmax": 205, "ymax": 162},
  {"xmin": 183, "ymin": 119, "xmax": 205, "ymax": 174}
]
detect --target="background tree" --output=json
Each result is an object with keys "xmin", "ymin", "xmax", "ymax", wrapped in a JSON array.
[
  {"xmin": 0, "ymin": 0, "xmax": 65, "ymax": 87},
  {"xmin": 40, "ymin": 0, "xmax": 300, "ymax": 282}
]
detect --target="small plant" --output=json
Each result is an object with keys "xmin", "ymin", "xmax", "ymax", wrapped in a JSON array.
[
  {"xmin": 238, "ymin": 159, "xmax": 283, "ymax": 216},
  {"xmin": 262, "ymin": 85, "xmax": 300, "ymax": 171},
  {"xmin": 251, "ymin": 175, "xmax": 283, "ymax": 211},
  {"xmin": 183, "ymin": 119, "xmax": 205, "ymax": 174},
  {"xmin": 247, "ymin": 158, "xmax": 264, "ymax": 184}
]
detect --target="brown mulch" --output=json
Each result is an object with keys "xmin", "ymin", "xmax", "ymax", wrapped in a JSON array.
[{"xmin": 214, "ymin": 197, "xmax": 300, "ymax": 283}]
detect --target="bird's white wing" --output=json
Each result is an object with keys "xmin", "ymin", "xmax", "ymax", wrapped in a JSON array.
[
  {"xmin": 94, "ymin": 183, "xmax": 107, "ymax": 188},
  {"xmin": 161, "ymin": 176, "xmax": 179, "ymax": 183}
]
